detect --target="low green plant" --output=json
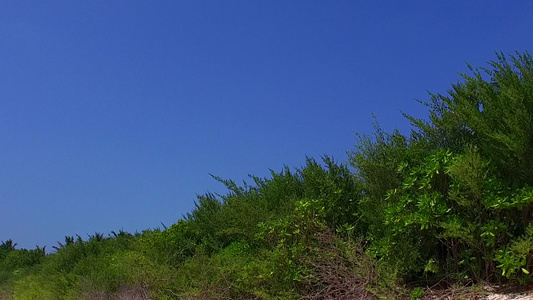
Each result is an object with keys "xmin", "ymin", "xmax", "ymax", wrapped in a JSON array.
[
  {"xmin": 495, "ymin": 223, "xmax": 533, "ymax": 280},
  {"xmin": 410, "ymin": 287, "xmax": 424, "ymax": 300}
]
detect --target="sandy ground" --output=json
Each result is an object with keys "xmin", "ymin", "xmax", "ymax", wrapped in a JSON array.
[
  {"xmin": 484, "ymin": 294, "xmax": 533, "ymax": 300},
  {"xmin": 481, "ymin": 285, "xmax": 533, "ymax": 300},
  {"xmin": 419, "ymin": 284, "xmax": 533, "ymax": 300}
]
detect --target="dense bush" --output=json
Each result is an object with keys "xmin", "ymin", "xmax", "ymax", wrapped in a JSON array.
[{"xmin": 1, "ymin": 51, "xmax": 532, "ymax": 299}]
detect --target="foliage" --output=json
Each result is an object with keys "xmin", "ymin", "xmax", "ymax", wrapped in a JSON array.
[
  {"xmin": 407, "ymin": 51, "xmax": 533, "ymax": 186},
  {"xmin": 2, "ymin": 51, "xmax": 533, "ymax": 299},
  {"xmin": 411, "ymin": 287, "xmax": 424, "ymax": 300},
  {"xmin": 494, "ymin": 223, "xmax": 533, "ymax": 281}
]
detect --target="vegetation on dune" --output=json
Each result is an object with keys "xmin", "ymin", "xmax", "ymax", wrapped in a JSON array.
[{"xmin": 1, "ymin": 51, "xmax": 533, "ymax": 299}]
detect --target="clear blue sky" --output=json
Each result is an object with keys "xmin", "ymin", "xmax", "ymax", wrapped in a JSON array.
[{"xmin": 1, "ymin": 1, "xmax": 532, "ymax": 250}]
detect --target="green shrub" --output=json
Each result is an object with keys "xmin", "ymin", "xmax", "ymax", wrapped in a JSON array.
[{"xmin": 13, "ymin": 273, "xmax": 79, "ymax": 300}]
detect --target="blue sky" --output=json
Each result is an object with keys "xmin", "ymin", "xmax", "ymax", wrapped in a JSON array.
[{"xmin": 1, "ymin": 1, "xmax": 532, "ymax": 250}]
